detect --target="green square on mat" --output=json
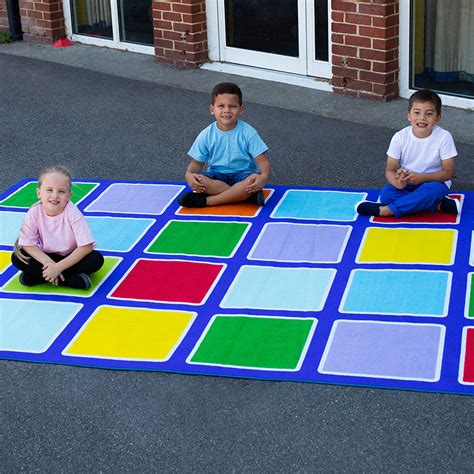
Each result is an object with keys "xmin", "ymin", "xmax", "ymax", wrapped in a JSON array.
[
  {"xmin": 147, "ymin": 220, "xmax": 250, "ymax": 257},
  {"xmin": 469, "ymin": 276, "xmax": 474, "ymax": 318},
  {"xmin": 0, "ymin": 182, "xmax": 98, "ymax": 208},
  {"xmin": 2, "ymin": 256, "xmax": 120, "ymax": 295},
  {"xmin": 190, "ymin": 315, "xmax": 315, "ymax": 370}
]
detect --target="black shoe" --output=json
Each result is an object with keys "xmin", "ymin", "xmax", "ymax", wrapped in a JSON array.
[
  {"xmin": 19, "ymin": 272, "xmax": 41, "ymax": 287},
  {"xmin": 64, "ymin": 273, "xmax": 92, "ymax": 290},
  {"xmin": 247, "ymin": 190, "xmax": 265, "ymax": 206},
  {"xmin": 357, "ymin": 201, "xmax": 382, "ymax": 216},
  {"xmin": 178, "ymin": 192, "xmax": 208, "ymax": 208},
  {"xmin": 439, "ymin": 196, "xmax": 459, "ymax": 214}
]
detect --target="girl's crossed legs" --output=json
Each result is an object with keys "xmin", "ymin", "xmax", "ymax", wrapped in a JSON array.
[{"xmin": 12, "ymin": 250, "xmax": 104, "ymax": 287}]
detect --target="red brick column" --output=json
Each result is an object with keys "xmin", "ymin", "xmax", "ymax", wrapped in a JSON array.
[
  {"xmin": 0, "ymin": 0, "xmax": 8, "ymax": 29},
  {"xmin": 331, "ymin": 0, "xmax": 399, "ymax": 101},
  {"xmin": 153, "ymin": 0, "xmax": 208, "ymax": 68},
  {"xmin": 19, "ymin": 0, "xmax": 65, "ymax": 43}
]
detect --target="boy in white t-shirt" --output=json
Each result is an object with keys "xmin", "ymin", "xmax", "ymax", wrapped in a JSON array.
[{"xmin": 357, "ymin": 89, "xmax": 459, "ymax": 217}]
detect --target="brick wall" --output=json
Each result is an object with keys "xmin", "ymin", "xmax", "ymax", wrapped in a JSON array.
[
  {"xmin": 331, "ymin": 0, "xmax": 399, "ymax": 101},
  {"xmin": 19, "ymin": 0, "xmax": 65, "ymax": 43},
  {"xmin": 0, "ymin": 0, "xmax": 9, "ymax": 29},
  {"xmin": 153, "ymin": 0, "xmax": 208, "ymax": 68}
]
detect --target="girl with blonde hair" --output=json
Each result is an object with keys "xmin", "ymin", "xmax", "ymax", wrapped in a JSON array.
[{"xmin": 12, "ymin": 165, "xmax": 103, "ymax": 289}]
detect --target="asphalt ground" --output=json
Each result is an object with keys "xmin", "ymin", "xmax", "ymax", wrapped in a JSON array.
[{"xmin": 1, "ymin": 46, "xmax": 474, "ymax": 472}]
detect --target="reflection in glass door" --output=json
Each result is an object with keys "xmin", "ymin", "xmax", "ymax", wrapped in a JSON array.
[
  {"xmin": 225, "ymin": 0, "xmax": 300, "ymax": 58},
  {"xmin": 71, "ymin": 0, "xmax": 113, "ymax": 39},
  {"xmin": 218, "ymin": 0, "xmax": 330, "ymax": 78},
  {"xmin": 410, "ymin": 0, "xmax": 473, "ymax": 99},
  {"xmin": 70, "ymin": 0, "xmax": 153, "ymax": 48},
  {"xmin": 118, "ymin": 0, "xmax": 153, "ymax": 45}
]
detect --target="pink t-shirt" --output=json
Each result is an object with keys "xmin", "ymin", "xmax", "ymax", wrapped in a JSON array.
[{"xmin": 19, "ymin": 201, "xmax": 95, "ymax": 256}]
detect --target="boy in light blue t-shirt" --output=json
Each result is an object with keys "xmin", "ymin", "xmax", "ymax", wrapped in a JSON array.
[{"xmin": 178, "ymin": 83, "xmax": 270, "ymax": 207}]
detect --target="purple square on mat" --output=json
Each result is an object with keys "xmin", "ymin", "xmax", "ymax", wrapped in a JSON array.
[
  {"xmin": 318, "ymin": 320, "xmax": 445, "ymax": 382},
  {"xmin": 248, "ymin": 223, "xmax": 352, "ymax": 263},
  {"xmin": 84, "ymin": 183, "xmax": 184, "ymax": 215}
]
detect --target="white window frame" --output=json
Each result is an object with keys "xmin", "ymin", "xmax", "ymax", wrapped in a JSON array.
[
  {"xmin": 63, "ymin": 0, "xmax": 155, "ymax": 55},
  {"xmin": 399, "ymin": 1, "xmax": 474, "ymax": 110},
  {"xmin": 306, "ymin": 0, "xmax": 331, "ymax": 78},
  {"xmin": 206, "ymin": 0, "xmax": 331, "ymax": 79}
]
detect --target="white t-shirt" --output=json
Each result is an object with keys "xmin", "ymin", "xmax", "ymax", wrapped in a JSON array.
[
  {"xmin": 387, "ymin": 125, "xmax": 457, "ymax": 188},
  {"xmin": 19, "ymin": 201, "xmax": 95, "ymax": 256}
]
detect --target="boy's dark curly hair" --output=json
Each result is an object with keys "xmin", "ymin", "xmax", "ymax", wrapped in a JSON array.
[
  {"xmin": 408, "ymin": 89, "xmax": 442, "ymax": 115},
  {"xmin": 211, "ymin": 83, "xmax": 243, "ymax": 105}
]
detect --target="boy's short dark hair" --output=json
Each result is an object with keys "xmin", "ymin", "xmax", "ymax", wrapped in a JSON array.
[
  {"xmin": 212, "ymin": 82, "xmax": 243, "ymax": 105},
  {"xmin": 408, "ymin": 89, "xmax": 442, "ymax": 115}
]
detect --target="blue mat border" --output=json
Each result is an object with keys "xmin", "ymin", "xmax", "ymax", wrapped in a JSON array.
[{"xmin": 1, "ymin": 178, "xmax": 473, "ymax": 395}]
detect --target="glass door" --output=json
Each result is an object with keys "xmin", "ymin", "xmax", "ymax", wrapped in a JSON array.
[
  {"xmin": 410, "ymin": 0, "xmax": 473, "ymax": 100},
  {"xmin": 217, "ymin": 0, "xmax": 330, "ymax": 78},
  {"xmin": 400, "ymin": 0, "xmax": 473, "ymax": 109},
  {"xmin": 67, "ymin": 0, "xmax": 154, "ymax": 52}
]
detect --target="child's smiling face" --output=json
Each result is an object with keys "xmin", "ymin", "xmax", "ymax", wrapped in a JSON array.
[
  {"xmin": 36, "ymin": 172, "xmax": 72, "ymax": 216},
  {"xmin": 210, "ymin": 93, "xmax": 244, "ymax": 131},
  {"xmin": 407, "ymin": 100, "xmax": 441, "ymax": 138}
]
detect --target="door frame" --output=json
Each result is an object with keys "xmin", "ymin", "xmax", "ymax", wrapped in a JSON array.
[
  {"xmin": 207, "ymin": 0, "xmax": 331, "ymax": 79},
  {"xmin": 63, "ymin": 0, "xmax": 155, "ymax": 55},
  {"xmin": 399, "ymin": 1, "xmax": 473, "ymax": 110}
]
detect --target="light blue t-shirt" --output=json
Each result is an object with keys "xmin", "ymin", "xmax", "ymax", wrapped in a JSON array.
[{"xmin": 188, "ymin": 120, "xmax": 269, "ymax": 174}]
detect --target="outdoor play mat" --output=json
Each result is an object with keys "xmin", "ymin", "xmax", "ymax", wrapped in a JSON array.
[{"xmin": 0, "ymin": 179, "xmax": 473, "ymax": 395}]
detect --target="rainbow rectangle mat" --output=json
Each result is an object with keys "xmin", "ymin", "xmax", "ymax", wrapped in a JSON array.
[{"xmin": 0, "ymin": 179, "xmax": 473, "ymax": 395}]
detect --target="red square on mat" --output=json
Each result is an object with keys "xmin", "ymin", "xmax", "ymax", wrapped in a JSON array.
[
  {"xmin": 110, "ymin": 259, "xmax": 225, "ymax": 305},
  {"xmin": 371, "ymin": 194, "xmax": 462, "ymax": 224},
  {"xmin": 461, "ymin": 327, "xmax": 474, "ymax": 384}
]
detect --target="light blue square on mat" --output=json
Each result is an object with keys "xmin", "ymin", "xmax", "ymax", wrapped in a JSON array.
[
  {"xmin": 0, "ymin": 299, "xmax": 83, "ymax": 353},
  {"xmin": 87, "ymin": 216, "xmax": 155, "ymax": 252},
  {"xmin": 84, "ymin": 183, "xmax": 184, "ymax": 215},
  {"xmin": 0, "ymin": 211, "xmax": 26, "ymax": 246},
  {"xmin": 340, "ymin": 270, "xmax": 451, "ymax": 316},
  {"xmin": 271, "ymin": 190, "xmax": 366, "ymax": 221},
  {"xmin": 220, "ymin": 265, "xmax": 336, "ymax": 312},
  {"xmin": 248, "ymin": 223, "xmax": 352, "ymax": 263},
  {"xmin": 318, "ymin": 320, "xmax": 445, "ymax": 381}
]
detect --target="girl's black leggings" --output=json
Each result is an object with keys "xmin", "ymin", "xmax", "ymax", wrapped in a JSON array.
[{"xmin": 11, "ymin": 249, "xmax": 104, "ymax": 284}]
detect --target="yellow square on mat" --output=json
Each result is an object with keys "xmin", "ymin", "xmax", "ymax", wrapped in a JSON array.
[
  {"xmin": 0, "ymin": 250, "xmax": 12, "ymax": 273},
  {"xmin": 357, "ymin": 227, "xmax": 457, "ymax": 265},
  {"xmin": 63, "ymin": 306, "xmax": 195, "ymax": 361}
]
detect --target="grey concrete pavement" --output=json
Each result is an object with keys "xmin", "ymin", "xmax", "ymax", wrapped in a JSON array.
[
  {"xmin": 1, "ymin": 45, "xmax": 474, "ymax": 472},
  {"xmin": 1, "ymin": 41, "xmax": 473, "ymax": 145}
]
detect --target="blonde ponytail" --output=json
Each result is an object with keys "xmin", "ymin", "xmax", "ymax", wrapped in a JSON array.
[{"xmin": 13, "ymin": 238, "xmax": 30, "ymax": 265}]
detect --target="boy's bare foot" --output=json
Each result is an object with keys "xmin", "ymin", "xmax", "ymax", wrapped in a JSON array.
[
  {"xmin": 379, "ymin": 205, "xmax": 394, "ymax": 217},
  {"xmin": 438, "ymin": 196, "xmax": 459, "ymax": 214},
  {"xmin": 178, "ymin": 192, "xmax": 208, "ymax": 208}
]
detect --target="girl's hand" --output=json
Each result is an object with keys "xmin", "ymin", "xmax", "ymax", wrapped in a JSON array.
[{"xmin": 42, "ymin": 262, "xmax": 65, "ymax": 285}]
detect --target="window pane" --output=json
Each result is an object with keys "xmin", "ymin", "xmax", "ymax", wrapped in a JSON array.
[
  {"xmin": 411, "ymin": 0, "xmax": 474, "ymax": 99},
  {"xmin": 224, "ymin": 0, "xmax": 299, "ymax": 57},
  {"xmin": 118, "ymin": 0, "xmax": 154, "ymax": 45},
  {"xmin": 71, "ymin": 0, "xmax": 113, "ymax": 39},
  {"xmin": 314, "ymin": 0, "xmax": 328, "ymax": 61}
]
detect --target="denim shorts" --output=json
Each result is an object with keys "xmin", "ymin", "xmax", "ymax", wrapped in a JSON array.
[{"xmin": 200, "ymin": 170, "xmax": 257, "ymax": 186}]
